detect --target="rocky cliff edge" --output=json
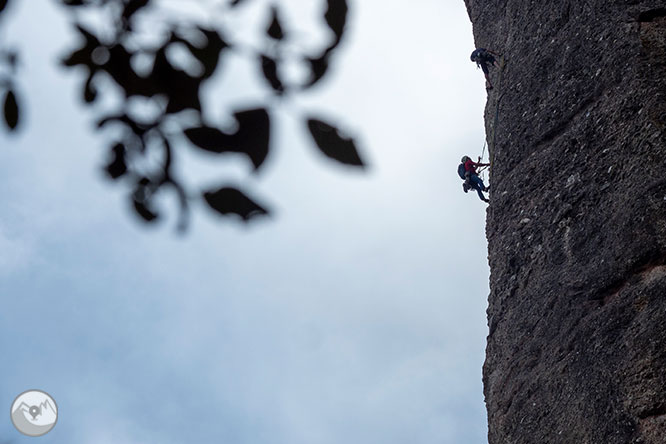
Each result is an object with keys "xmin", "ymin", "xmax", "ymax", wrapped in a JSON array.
[{"xmin": 464, "ymin": 1, "xmax": 666, "ymax": 442}]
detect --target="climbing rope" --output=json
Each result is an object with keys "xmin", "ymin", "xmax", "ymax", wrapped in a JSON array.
[
  {"xmin": 478, "ymin": 140, "xmax": 489, "ymax": 181},
  {"xmin": 489, "ymin": 55, "xmax": 506, "ymax": 163},
  {"xmin": 479, "ymin": 54, "xmax": 506, "ymax": 182}
]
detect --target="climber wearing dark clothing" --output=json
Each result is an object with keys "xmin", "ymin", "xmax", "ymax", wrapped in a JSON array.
[
  {"xmin": 460, "ymin": 155, "xmax": 490, "ymax": 202},
  {"xmin": 470, "ymin": 48, "xmax": 501, "ymax": 90}
]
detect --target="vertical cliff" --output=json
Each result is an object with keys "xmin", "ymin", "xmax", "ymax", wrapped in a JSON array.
[{"xmin": 464, "ymin": 1, "xmax": 666, "ymax": 442}]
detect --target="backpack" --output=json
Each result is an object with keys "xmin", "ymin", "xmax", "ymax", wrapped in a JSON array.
[{"xmin": 457, "ymin": 163, "xmax": 466, "ymax": 180}]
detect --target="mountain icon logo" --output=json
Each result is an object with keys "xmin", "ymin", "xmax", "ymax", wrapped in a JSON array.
[{"xmin": 10, "ymin": 390, "xmax": 58, "ymax": 436}]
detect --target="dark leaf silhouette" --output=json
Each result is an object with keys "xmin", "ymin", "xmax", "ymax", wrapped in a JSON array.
[
  {"xmin": 303, "ymin": 53, "xmax": 329, "ymax": 88},
  {"xmin": 203, "ymin": 186, "xmax": 268, "ymax": 221},
  {"xmin": 184, "ymin": 108, "xmax": 270, "ymax": 170},
  {"xmin": 133, "ymin": 199, "xmax": 159, "ymax": 222},
  {"xmin": 260, "ymin": 55, "xmax": 284, "ymax": 94},
  {"xmin": 183, "ymin": 126, "xmax": 225, "ymax": 150},
  {"xmin": 302, "ymin": 0, "xmax": 348, "ymax": 88},
  {"xmin": 151, "ymin": 45, "xmax": 201, "ymax": 112},
  {"xmin": 103, "ymin": 44, "xmax": 156, "ymax": 97},
  {"xmin": 84, "ymin": 75, "xmax": 97, "ymax": 102},
  {"xmin": 0, "ymin": 0, "xmax": 8, "ymax": 14},
  {"xmin": 62, "ymin": 25, "xmax": 101, "ymax": 68},
  {"xmin": 105, "ymin": 143, "xmax": 127, "ymax": 179},
  {"xmin": 48, "ymin": 0, "xmax": 362, "ymax": 229},
  {"xmin": 3, "ymin": 89, "xmax": 18, "ymax": 130},
  {"xmin": 162, "ymin": 135, "xmax": 173, "ymax": 172},
  {"xmin": 266, "ymin": 6, "xmax": 284, "ymax": 40},
  {"xmin": 132, "ymin": 178, "xmax": 159, "ymax": 222},
  {"xmin": 307, "ymin": 117, "xmax": 364, "ymax": 167},
  {"xmin": 324, "ymin": 0, "xmax": 348, "ymax": 46}
]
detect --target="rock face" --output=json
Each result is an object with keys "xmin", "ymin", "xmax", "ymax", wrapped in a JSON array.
[{"xmin": 463, "ymin": 1, "xmax": 666, "ymax": 443}]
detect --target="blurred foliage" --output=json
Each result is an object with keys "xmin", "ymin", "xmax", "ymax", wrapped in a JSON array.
[
  {"xmin": 1, "ymin": 0, "xmax": 365, "ymax": 231},
  {"xmin": 0, "ymin": 0, "xmax": 20, "ymax": 131}
]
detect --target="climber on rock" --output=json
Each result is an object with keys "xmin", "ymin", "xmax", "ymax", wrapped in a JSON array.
[
  {"xmin": 458, "ymin": 155, "xmax": 490, "ymax": 203},
  {"xmin": 470, "ymin": 48, "xmax": 501, "ymax": 90}
]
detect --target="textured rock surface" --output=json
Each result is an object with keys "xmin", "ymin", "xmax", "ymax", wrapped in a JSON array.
[{"xmin": 464, "ymin": 1, "xmax": 666, "ymax": 443}]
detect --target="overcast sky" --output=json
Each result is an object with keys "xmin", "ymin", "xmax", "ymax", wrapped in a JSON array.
[{"xmin": 0, "ymin": 1, "xmax": 490, "ymax": 443}]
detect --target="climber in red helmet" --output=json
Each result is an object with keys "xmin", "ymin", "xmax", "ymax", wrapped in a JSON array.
[{"xmin": 459, "ymin": 155, "xmax": 490, "ymax": 203}]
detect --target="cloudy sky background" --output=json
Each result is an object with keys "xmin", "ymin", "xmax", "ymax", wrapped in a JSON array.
[{"xmin": 0, "ymin": 0, "xmax": 491, "ymax": 443}]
